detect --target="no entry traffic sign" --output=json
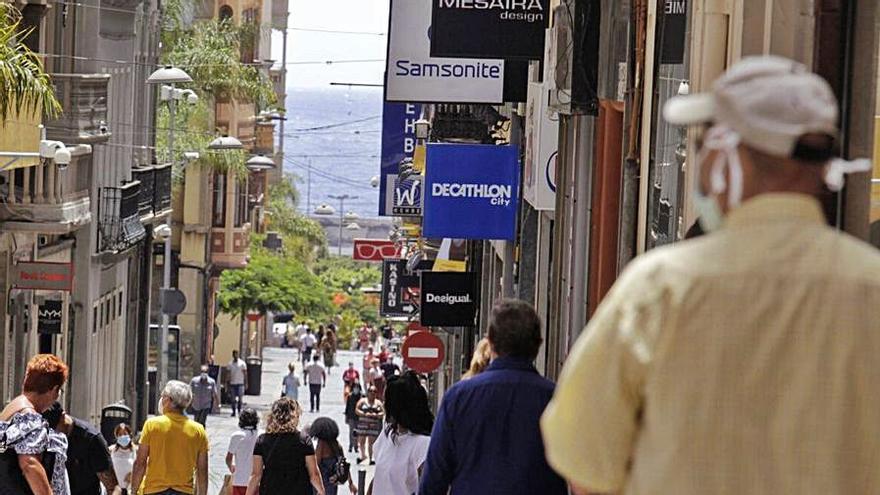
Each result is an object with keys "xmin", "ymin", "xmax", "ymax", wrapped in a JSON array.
[{"xmin": 402, "ymin": 331, "xmax": 445, "ymax": 373}]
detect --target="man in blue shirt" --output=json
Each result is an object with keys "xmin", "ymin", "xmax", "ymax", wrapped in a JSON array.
[{"xmin": 419, "ymin": 299, "xmax": 567, "ymax": 495}]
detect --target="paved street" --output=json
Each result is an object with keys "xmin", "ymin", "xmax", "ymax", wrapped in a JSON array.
[{"xmin": 205, "ymin": 347, "xmax": 374, "ymax": 495}]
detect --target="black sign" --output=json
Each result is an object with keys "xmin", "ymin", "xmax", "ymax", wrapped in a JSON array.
[
  {"xmin": 381, "ymin": 259, "xmax": 422, "ymax": 317},
  {"xmin": 420, "ymin": 272, "xmax": 478, "ymax": 327},
  {"xmin": 38, "ymin": 301, "xmax": 63, "ymax": 334},
  {"xmin": 430, "ymin": 0, "xmax": 551, "ymax": 60},
  {"xmin": 660, "ymin": 0, "xmax": 688, "ymax": 64}
]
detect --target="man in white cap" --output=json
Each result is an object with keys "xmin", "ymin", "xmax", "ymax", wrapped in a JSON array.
[{"xmin": 541, "ymin": 55, "xmax": 880, "ymax": 494}]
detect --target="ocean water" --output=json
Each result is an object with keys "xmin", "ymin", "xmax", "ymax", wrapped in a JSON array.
[{"xmin": 282, "ymin": 86, "xmax": 384, "ymax": 219}]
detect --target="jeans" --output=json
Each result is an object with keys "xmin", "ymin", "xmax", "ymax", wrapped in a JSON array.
[
  {"xmin": 230, "ymin": 384, "xmax": 244, "ymax": 414},
  {"xmin": 193, "ymin": 408, "xmax": 210, "ymax": 427},
  {"xmin": 309, "ymin": 383, "xmax": 322, "ymax": 411},
  {"xmin": 303, "ymin": 346, "xmax": 314, "ymax": 364}
]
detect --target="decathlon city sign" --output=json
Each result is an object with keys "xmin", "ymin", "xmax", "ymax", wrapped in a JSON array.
[
  {"xmin": 423, "ymin": 143, "xmax": 520, "ymax": 240},
  {"xmin": 386, "ymin": 0, "xmax": 510, "ymax": 103},
  {"xmin": 430, "ymin": 0, "xmax": 550, "ymax": 60}
]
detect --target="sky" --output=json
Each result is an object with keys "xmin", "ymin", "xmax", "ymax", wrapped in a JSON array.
[{"xmin": 271, "ymin": 0, "xmax": 390, "ymax": 88}]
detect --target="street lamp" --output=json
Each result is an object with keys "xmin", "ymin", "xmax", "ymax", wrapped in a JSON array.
[
  {"xmin": 154, "ymin": 223, "xmax": 172, "ymax": 389},
  {"xmin": 147, "ymin": 67, "xmax": 195, "ymax": 166},
  {"xmin": 245, "ymin": 154, "xmax": 276, "ymax": 171},
  {"xmin": 313, "ymin": 204, "xmax": 335, "ymax": 216},
  {"xmin": 343, "ymin": 211, "xmax": 359, "ymax": 222},
  {"xmin": 208, "ymin": 135, "xmax": 244, "ymax": 150},
  {"xmin": 328, "ymin": 194, "xmax": 358, "ymax": 256},
  {"xmin": 345, "ymin": 222, "xmax": 361, "ymax": 231}
]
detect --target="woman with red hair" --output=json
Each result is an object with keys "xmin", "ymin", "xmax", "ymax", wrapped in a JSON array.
[{"xmin": 0, "ymin": 354, "xmax": 69, "ymax": 495}]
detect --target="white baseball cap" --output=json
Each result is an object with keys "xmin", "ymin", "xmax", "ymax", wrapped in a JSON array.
[{"xmin": 663, "ymin": 55, "xmax": 839, "ymax": 157}]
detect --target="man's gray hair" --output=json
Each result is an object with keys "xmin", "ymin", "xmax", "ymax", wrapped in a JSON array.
[{"xmin": 162, "ymin": 380, "xmax": 192, "ymax": 411}]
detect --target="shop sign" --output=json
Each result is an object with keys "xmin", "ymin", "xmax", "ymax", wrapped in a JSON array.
[
  {"xmin": 386, "ymin": 0, "xmax": 508, "ymax": 103},
  {"xmin": 381, "ymin": 259, "xmax": 421, "ymax": 317},
  {"xmin": 380, "ymin": 102, "xmax": 423, "ymax": 216},
  {"xmin": 430, "ymin": 0, "xmax": 550, "ymax": 60},
  {"xmin": 423, "ymin": 144, "xmax": 520, "ymax": 240},
  {"xmin": 37, "ymin": 301, "xmax": 63, "ymax": 334},
  {"xmin": 661, "ymin": 0, "xmax": 688, "ymax": 64},
  {"xmin": 420, "ymin": 272, "xmax": 478, "ymax": 327},
  {"xmin": 353, "ymin": 239, "xmax": 401, "ymax": 261},
  {"xmin": 524, "ymin": 82, "xmax": 557, "ymax": 211},
  {"xmin": 12, "ymin": 262, "xmax": 73, "ymax": 291}
]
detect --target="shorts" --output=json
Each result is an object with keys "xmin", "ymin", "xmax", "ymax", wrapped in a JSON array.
[{"xmin": 232, "ymin": 486, "xmax": 247, "ymax": 495}]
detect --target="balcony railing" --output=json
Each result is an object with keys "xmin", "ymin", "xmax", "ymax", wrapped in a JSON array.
[
  {"xmin": 99, "ymin": 181, "xmax": 146, "ymax": 253},
  {"xmin": 131, "ymin": 164, "xmax": 172, "ymax": 220},
  {"xmin": 0, "ymin": 160, "xmax": 91, "ymax": 232},
  {"xmin": 45, "ymin": 74, "xmax": 112, "ymax": 145}
]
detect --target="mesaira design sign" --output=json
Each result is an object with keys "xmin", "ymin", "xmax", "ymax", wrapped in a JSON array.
[{"xmin": 430, "ymin": 0, "xmax": 550, "ymax": 59}]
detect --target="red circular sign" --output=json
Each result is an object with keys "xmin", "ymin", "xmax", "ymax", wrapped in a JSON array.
[
  {"xmin": 402, "ymin": 331, "xmax": 445, "ymax": 373},
  {"xmin": 246, "ymin": 313, "xmax": 263, "ymax": 322}
]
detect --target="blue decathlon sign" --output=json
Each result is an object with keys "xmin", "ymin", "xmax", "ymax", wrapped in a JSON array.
[
  {"xmin": 379, "ymin": 102, "xmax": 422, "ymax": 216},
  {"xmin": 423, "ymin": 144, "xmax": 520, "ymax": 240}
]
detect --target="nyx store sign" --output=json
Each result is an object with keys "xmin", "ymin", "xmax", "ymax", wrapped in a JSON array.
[
  {"xmin": 420, "ymin": 272, "xmax": 478, "ymax": 327},
  {"xmin": 431, "ymin": 0, "xmax": 550, "ymax": 60}
]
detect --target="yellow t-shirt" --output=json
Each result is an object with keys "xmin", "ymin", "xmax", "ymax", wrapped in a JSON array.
[{"xmin": 139, "ymin": 412, "xmax": 209, "ymax": 495}]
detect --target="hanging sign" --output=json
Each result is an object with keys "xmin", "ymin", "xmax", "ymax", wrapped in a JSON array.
[
  {"xmin": 386, "ymin": 0, "xmax": 523, "ymax": 103},
  {"xmin": 37, "ymin": 300, "xmax": 63, "ymax": 335},
  {"xmin": 524, "ymin": 82, "xmax": 557, "ymax": 211},
  {"xmin": 660, "ymin": 0, "xmax": 688, "ymax": 64},
  {"xmin": 423, "ymin": 144, "xmax": 520, "ymax": 240},
  {"xmin": 420, "ymin": 272, "xmax": 478, "ymax": 327},
  {"xmin": 379, "ymin": 102, "xmax": 423, "ymax": 216},
  {"xmin": 381, "ymin": 259, "xmax": 421, "ymax": 317},
  {"xmin": 430, "ymin": 0, "xmax": 550, "ymax": 60},
  {"xmin": 12, "ymin": 262, "xmax": 74, "ymax": 291},
  {"xmin": 353, "ymin": 239, "xmax": 401, "ymax": 261}
]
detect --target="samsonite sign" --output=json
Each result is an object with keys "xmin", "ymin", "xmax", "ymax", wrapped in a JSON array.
[
  {"xmin": 387, "ymin": 0, "xmax": 507, "ymax": 103},
  {"xmin": 420, "ymin": 272, "xmax": 478, "ymax": 327},
  {"xmin": 430, "ymin": 0, "xmax": 550, "ymax": 59},
  {"xmin": 423, "ymin": 144, "xmax": 520, "ymax": 240}
]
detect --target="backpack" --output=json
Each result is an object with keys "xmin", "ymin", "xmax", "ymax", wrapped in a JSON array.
[{"xmin": 328, "ymin": 454, "xmax": 350, "ymax": 485}]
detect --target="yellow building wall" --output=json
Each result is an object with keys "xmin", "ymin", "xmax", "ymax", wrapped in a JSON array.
[
  {"xmin": 214, "ymin": 312, "xmax": 241, "ymax": 362},
  {"xmin": 0, "ymin": 112, "xmax": 41, "ymax": 169}
]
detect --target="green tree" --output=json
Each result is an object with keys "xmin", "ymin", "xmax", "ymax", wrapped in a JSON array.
[{"xmin": 0, "ymin": 4, "xmax": 61, "ymax": 120}]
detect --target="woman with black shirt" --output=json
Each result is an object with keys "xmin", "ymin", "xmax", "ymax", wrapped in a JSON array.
[{"xmin": 245, "ymin": 398, "xmax": 325, "ymax": 495}]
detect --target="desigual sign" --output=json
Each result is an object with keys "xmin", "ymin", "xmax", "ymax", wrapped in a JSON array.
[
  {"xmin": 423, "ymin": 143, "xmax": 520, "ymax": 240},
  {"xmin": 430, "ymin": 0, "xmax": 550, "ymax": 59},
  {"xmin": 420, "ymin": 272, "xmax": 478, "ymax": 327}
]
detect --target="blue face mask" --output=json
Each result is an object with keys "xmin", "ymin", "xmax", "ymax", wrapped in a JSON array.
[{"xmin": 116, "ymin": 435, "xmax": 131, "ymax": 448}]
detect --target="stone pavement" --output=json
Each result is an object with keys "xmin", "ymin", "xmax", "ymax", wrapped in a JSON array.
[{"xmin": 204, "ymin": 347, "xmax": 375, "ymax": 495}]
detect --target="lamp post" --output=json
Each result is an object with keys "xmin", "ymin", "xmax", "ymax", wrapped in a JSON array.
[
  {"xmin": 328, "ymin": 194, "xmax": 358, "ymax": 256},
  {"xmin": 147, "ymin": 66, "xmax": 192, "ymax": 391}
]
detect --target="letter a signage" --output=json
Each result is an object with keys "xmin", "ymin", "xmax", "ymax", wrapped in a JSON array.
[{"xmin": 420, "ymin": 272, "xmax": 478, "ymax": 327}]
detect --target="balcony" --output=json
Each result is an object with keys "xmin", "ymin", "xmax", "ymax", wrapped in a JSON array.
[
  {"xmin": 98, "ymin": 181, "xmax": 146, "ymax": 253},
  {"xmin": 254, "ymin": 122, "xmax": 274, "ymax": 155},
  {"xmin": 45, "ymin": 74, "xmax": 112, "ymax": 145},
  {"xmin": 132, "ymin": 164, "xmax": 172, "ymax": 221},
  {"xmin": 0, "ymin": 158, "xmax": 91, "ymax": 233},
  {"xmin": 210, "ymin": 225, "xmax": 250, "ymax": 268}
]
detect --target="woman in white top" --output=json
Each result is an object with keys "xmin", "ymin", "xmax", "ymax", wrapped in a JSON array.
[
  {"xmin": 226, "ymin": 407, "xmax": 261, "ymax": 495},
  {"xmin": 367, "ymin": 371, "xmax": 433, "ymax": 495},
  {"xmin": 109, "ymin": 423, "xmax": 135, "ymax": 495}
]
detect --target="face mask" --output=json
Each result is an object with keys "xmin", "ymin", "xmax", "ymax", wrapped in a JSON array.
[
  {"xmin": 692, "ymin": 125, "xmax": 744, "ymax": 232},
  {"xmin": 116, "ymin": 435, "xmax": 131, "ymax": 448}
]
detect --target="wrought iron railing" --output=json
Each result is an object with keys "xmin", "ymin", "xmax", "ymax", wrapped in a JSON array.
[
  {"xmin": 99, "ymin": 181, "xmax": 146, "ymax": 253},
  {"xmin": 153, "ymin": 164, "xmax": 172, "ymax": 213}
]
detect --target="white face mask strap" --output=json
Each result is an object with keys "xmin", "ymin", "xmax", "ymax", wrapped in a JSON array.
[
  {"xmin": 825, "ymin": 158, "xmax": 872, "ymax": 192},
  {"xmin": 701, "ymin": 126, "xmax": 744, "ymax": 208}
]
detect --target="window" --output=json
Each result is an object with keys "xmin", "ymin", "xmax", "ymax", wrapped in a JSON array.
[
  {"xmin": 212, "ymin": 172, "xmax": 226, "ymax": 227},
  {"xmin": 234, "ymin": 178, "xmax": 248, "ymax": 227},
  {"xmin": 218, "ymin": 4, "xmax": 233, "ymax": 21}
]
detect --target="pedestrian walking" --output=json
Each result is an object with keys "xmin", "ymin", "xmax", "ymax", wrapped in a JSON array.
[
  {"xmin": 303, "ymin": 355, "xmax": 326, "ymax": 413},
  {"xmin": 245, "ymin": 398, "xmax": 324, "ymax": 495},
  {"xmin": 368, "ymin": 360, "xmax": 385, "ymax": 399},
  {"xmin": 300, "ymin": 329, "xmax": 318, "ymax": 365},
  {"xmin": 541, "ymin": 55, "xmax": 880, "ymax": 495},
  {"xmin": 109, "ymin": 424, "xmax": 135, "ymax": 495},
  {"xmin": 42, "ymin": 402, "xmax": 119, "ymax": 495},
  {"xmin": 361, "ymin": 347, "xmax": 374, "ymax": 384},
  {"xmin": 379, "ymin": 359, "xmax": 400, "ymax": 381},
  {"xmin": 357, "ymin": 325, "xmax": 369, "ymax": 352},
  {"xmin": 308, "ymin": 417, "xmax": 357, "ymax": 495},
  {"xmin": 0, "ymin": 354, "xmax": 69, "ymax": 495},
  {"xmin": 322, "ymin": 329, "xmax": 337, "ymax": 372},
  {"xmin": 189, "ymin": 365, "xmax": 220, "ymax": 427},
  {"xmin": 281, "ymin": 363, "xmax": 301, "ymax": 401},
  {"xmin": 367, "ymin": 372, "xmax": 433, "ymax": 495},
  {"xmin": 341, "ymin": 363, "xmax": 360, "ymax": 402},
  {"xmin": 227, "ymin": 350, "xmax": 248, "ymax": 417},
  {"xmin": 419, "ymin": 300, "xmax": 566, "ymax": 495},
  {"xmin": 379, "ymin": 321, "xmax": 393, "ymax": 344},
  {"xmin": 354, "ymin": 385, "xmax": 383, "ymax": 465},
  {"xmin": 316, "ymin": 325, "xmax": 325, "ymax": 349},
  {"xmin": 131, "ymin": 380, "xmax": 209, "ymax": 495},
  {"xmin": 461, "ymin": 338, "xmax": 491, "ymax": 380},
  {"xmin": 226, "ymin": 408, "xmax": 260, "ymax": 495},
  {"xmin": 343, "ymin": 383, "xmax": 363, "ymax": 454}
]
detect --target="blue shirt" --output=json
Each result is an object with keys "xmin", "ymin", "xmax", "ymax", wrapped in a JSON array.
[{"xmin": 419, "ymin": 356, "xmax": 567, "ymax": 495}]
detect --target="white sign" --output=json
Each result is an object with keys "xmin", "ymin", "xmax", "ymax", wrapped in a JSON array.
[
  {"xmin": 386, "ymin": 0, "xmax": 506, "ymax": 103},
  {"xmin": 524, "ymin": 81, "xmax": 557, "ymax": 211}
]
